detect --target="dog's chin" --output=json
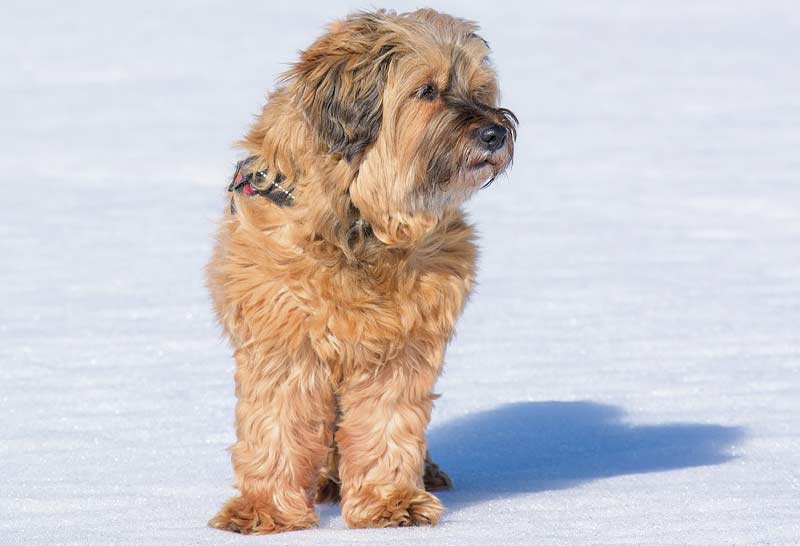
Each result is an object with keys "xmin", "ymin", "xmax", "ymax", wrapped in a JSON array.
[
  {"xmin": 464, "ymin": 154, "xmax": 509, "ymax": 188},
  {"xmin": 415, "ymin": 151, "xmax": 511, "ymax": 216},
  {"xmin": 467, "ymin": 162, "xmax": 498, "ymax": 185},
  {"xmin": 428, "ymin": 163, "xmax": 504, "ymax": 213}
]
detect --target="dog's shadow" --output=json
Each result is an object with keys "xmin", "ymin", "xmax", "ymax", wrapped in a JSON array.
[{"xmin": 427, "ymin": 401, "xmax": 744, "ymax": 507}]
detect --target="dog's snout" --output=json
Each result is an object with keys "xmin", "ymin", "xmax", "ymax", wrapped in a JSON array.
[{"xmin": 475, "ymin": 124, "xmax": 508, "ymax": 152}]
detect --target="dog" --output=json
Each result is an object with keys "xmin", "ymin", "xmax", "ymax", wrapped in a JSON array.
[{"xmin": 207, "ymin": 8, "xmax": 516, "ymax": 534}]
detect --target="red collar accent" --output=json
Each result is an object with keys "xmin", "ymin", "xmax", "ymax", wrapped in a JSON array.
[{"xmin": 228, "ymin": 157, "xmax": 294, "ymax": 213}]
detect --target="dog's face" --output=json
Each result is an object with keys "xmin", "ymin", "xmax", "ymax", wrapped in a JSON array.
[{"xmin": 289, "ymin": 9, "xmax": 516, "ymax": 225}]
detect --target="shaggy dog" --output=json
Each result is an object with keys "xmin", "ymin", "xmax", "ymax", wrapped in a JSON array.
[{"xmin": 207, "ymin": 8, "xmax": 516, "ymax": 534}]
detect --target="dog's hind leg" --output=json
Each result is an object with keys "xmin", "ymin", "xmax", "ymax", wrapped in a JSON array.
[
  {"xmin": 315, "ymin": 446, "xmax": 342, "ymax": 503},
  {"xmin": 210, "ymin": 347, "xmax": 335, "ymax": 534},
  {"xmin": 422, "ymin": 451, "xmax": 453, "ymax": 491}
]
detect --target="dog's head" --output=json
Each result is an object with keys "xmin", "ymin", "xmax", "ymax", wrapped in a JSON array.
[{"xmin": 287, "ymin": 9, "xmax": 516, "ymax": 237}]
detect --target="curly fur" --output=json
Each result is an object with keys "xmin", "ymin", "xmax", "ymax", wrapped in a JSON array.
[{"xmin": 207, "ymin": 8, "xmax": 515, "ymax": 534}]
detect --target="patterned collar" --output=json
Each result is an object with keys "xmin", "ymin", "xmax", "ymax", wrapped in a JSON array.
[{"xmin": 228, "ymin": 156, "xmax": 294, "ymax": 213}]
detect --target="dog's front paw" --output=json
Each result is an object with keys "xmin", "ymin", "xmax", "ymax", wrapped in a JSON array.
[
  {"xmin": 209, "ymin": 494, "xmax": 317, "ymax": 534},
  {"xmin": 343, "ymin": 487, "xmax": 443, "ymax": 528}
]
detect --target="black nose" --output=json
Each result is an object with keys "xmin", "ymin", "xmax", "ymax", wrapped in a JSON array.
[{"xmin": 475, "ymin": 124, "xmax": 508, "ymax": 152}]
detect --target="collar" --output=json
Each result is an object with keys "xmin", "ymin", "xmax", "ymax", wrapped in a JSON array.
[{"xmin": 228, "ymin": 156, "xmax": 294, "ymax": 214}]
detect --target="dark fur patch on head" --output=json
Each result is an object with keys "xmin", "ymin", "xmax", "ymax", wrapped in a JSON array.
[{"xmin": 287, "ymin": 13, "xmax": 396, "ymax": 161}]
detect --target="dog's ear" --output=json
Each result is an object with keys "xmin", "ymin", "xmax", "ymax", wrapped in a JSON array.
[{"xmin": 286, "ymin": 12, "xmax": 396, "ymax": 161}]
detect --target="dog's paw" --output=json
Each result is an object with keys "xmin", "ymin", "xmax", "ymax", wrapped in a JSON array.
[
  {"xmin": 423, "ymin": 458, "xmax": 453, "ymax": 491},
  {"xmin": 343, "ymin": 487, "xmax": 443, "ymax": 528},
  {"xmin": 209, "ymin": 495, "xmax": 317, "ymax": 535}
]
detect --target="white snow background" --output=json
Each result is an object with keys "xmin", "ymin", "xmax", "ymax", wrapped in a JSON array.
[{"xmin": 1, "ymin": 1, "xmax": 798, "ymax": 545}]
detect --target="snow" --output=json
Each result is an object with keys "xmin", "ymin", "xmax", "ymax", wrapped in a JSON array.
[{"xmin": 1, "ymin": 1, "xmax": 799, "ymax": 545}]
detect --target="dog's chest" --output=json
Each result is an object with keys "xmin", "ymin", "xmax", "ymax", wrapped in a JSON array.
[
  {"xmin": 306, "ymin": 252, "xmax": 475, "ymax": 373},
  {"xmin": 211, "ymin": 212, "xmax": 477, "ymax": 373}
]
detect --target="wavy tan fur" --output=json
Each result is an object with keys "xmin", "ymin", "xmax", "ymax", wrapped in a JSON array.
[{"xmin": 207, "ymin": 8, "xmax": 516, "ymax": 534}]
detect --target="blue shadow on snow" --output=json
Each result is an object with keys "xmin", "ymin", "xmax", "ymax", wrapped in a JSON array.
[{"xmin": 427, "ymin": 401, "xmax": 743, "ymax": 506}]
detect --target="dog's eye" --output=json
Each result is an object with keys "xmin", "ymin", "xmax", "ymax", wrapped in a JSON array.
[{"xmin": 416, "ymin": 83, "xmax": 438, "ymax": 101}]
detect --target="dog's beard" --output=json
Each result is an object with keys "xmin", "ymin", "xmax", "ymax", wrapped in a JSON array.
[
  {"xmin": 408, "ymin": 113, "xmax": 515, "ymax": 215},
  {"xmin": 409, "ymin": 145, "xmax": 510, "ymax": 214}
]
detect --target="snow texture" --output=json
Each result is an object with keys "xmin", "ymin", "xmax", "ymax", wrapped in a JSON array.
[{"xmin": 1, "ymin": 1, "xmax": 798, "ymax": 545}]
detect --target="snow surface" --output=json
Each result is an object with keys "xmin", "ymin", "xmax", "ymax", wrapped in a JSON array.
[{"xmin": 2, "ymin": 1, "xmax": 799, "ymax": 545}]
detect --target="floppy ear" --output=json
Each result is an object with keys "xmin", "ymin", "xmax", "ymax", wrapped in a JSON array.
[{"xmin": 287, "ymin": 12, "xmax": 396, "ymax": 161}]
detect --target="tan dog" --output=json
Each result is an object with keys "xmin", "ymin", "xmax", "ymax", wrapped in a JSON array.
[{"xmin": 207, "ymin": 8, "xmax": 516, "ymax": 534}]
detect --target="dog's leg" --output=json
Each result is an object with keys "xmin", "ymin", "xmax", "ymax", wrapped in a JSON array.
[
  {"xmin": 209, "ymin": 348, "xmax": 335, "ymax": 534},
  {"xmin": 337, "ymin": 365, "xmax": 444, "ymax": 528},
  {"xmin": 316, "ymin": 449, "xmax": 451, "ymax": 503}
]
